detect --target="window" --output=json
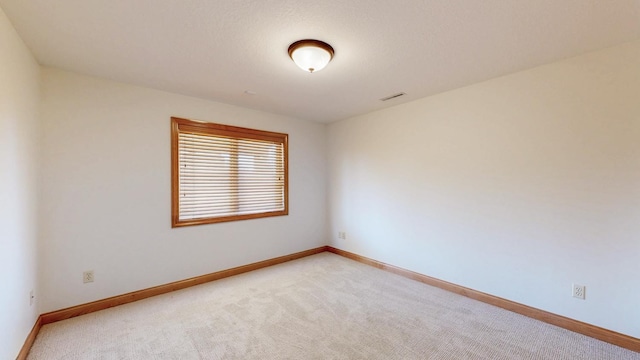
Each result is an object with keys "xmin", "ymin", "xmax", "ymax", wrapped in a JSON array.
[{"xmin": 171, "ymin": 117, "xmax": 288, "ymax": 227}]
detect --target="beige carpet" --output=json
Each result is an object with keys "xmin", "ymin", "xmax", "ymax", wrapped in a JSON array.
[{"xmin": 28, "ymin": 253, "xmax": 639, "ymax": 359}]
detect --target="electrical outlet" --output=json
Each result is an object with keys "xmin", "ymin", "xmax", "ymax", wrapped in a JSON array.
[
  {"xmin": 30, "ymin": 290, "xmax": 34, "ymax": 306},
  {"xmin": 572, "ymin": 283, "xmax": 585, "ymax": 300},
  {"xmin": 83, "ymin": 270, "xmax": 95, "ymax": 284},
  {"xmin": 338, "ymin": 231, "xmax": 346, "ymax": 240}
]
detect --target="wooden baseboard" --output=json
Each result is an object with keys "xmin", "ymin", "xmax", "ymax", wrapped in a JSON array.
[
  {"xmin": 16, "ymin": 315, "xmax": 42, "ymax": 360},
  {"xmin": 326, "ymin": 246, "xmax": 640, "ymax": 353},
  {"xmin": 40, "ymin": 246, "xmax": 327, "ymax": 325},
  {"xmin": 19, "ymin": 245, "xmax": 639, "ymax": 357}
]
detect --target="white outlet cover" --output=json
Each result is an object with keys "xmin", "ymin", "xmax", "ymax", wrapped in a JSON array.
[
  {"xmin": 572, "ymin": 284, "xmax": 585, "ymax": 300},
  {"xmin": 83, "ymin": 270, "xmax": 95, "ymax": 283}
]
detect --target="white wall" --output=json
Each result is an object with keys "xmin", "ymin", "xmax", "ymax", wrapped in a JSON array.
[
  {"xmin": 328, "ymin": 40, "xmax": 640, "ymax": 338},
  {"xmin": 39, "ymin": 68, "xmax": 326, "ymax": 312},
  {"xmin": 0, "ymin": 6, "xmax": 41, "ymax": 359}
]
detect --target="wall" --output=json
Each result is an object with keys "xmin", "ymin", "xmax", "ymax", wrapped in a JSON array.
[
  {"xmin": 39, "ymin": 68, "xmax": 326, "ymax": 312},
  {"xmin": 327, "ymin": 41, "xmax": 640, "ymax": 337},
  {"xmin": 0, "ymin": 6, "xmax": 41, "ymax": 359}
]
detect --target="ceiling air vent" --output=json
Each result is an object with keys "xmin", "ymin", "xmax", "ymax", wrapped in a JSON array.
[{"xmin": 380, "ymin": 92, "xmax": 406, "ymax": 101}]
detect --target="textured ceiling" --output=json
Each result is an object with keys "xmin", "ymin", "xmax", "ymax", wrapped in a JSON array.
[{"xmin": 1, "ymin": 1, "xmax": 639, "ymax": 122}]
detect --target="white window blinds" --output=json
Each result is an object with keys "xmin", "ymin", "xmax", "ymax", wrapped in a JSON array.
[{"xmin": 171, "ymin": 117, "xmax": 288, "ymax": 227}]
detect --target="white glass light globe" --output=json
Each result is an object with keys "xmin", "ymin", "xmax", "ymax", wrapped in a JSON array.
[{"xmin": 290, "ymin": 44, "xmax": 333, "ymax": 73}]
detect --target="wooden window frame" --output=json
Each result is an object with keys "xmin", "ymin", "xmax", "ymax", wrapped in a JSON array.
[{"xmin": 171, "ymin": 117, "xmax": 288, "ymax": 227}]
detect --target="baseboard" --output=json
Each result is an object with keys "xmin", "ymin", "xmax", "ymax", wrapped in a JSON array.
[
  {"xmin": 326, "ymin": 246, "xmax": 640, "ymax": 353},
  {"xmin": 40, "ymin": 246, "xmax": 327, "ymax": 325},
  {"xmin": 19, "ymin": 245, "xmax": 639, "ymax": 357},
  {"xmin": 16, "ymin": 315, "xmax": 42, "ymax": 360}
]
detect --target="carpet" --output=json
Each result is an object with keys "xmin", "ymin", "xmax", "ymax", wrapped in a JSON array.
[{"xmin": 27, "ymin": 253, "xmax": 640, "ymax": 359}]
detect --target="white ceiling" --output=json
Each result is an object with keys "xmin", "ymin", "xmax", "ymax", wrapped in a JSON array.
[{"xmin": 2, "ymin": 1, "xmax": 639, "ymax": 123}]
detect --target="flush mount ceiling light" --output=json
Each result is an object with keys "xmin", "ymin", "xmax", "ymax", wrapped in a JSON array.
[{"xmin": 288, "ymin": 39, "xmax": 334, "ymax": 73}]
